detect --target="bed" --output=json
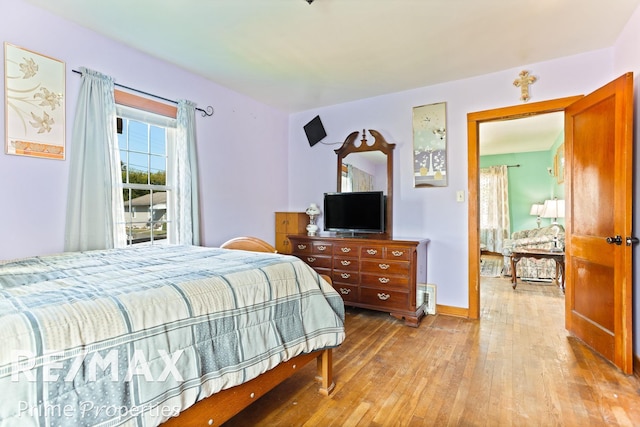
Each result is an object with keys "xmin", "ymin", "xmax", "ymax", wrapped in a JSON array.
[{"xmin": 0, "ymin": 243, "xmax": 345, "ymax": 426}]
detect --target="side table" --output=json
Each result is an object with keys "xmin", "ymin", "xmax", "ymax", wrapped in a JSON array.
[{"xmin": 510, "ymin": 249, "xmax": 565, "ymax": 292}]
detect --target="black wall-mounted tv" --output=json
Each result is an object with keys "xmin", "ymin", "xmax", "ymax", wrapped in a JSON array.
[{"xmin": 323, "ymin": 191, "xmax": 385, "ymax": 235}]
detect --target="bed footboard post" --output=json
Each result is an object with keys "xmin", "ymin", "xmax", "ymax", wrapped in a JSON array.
[{"xmin": 315, "ymin": 349, "xmax": 335, "ymax": 396}]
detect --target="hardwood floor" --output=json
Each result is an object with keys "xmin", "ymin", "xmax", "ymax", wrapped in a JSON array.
[{"xmin": 225, "ymin": 276, "xmax": 640, "ymax": 426}]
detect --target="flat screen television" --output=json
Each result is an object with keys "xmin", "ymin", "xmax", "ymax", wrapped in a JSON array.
[{"xmin": 323, "ymin": 191, "xmax": 385, "ymax": 235}]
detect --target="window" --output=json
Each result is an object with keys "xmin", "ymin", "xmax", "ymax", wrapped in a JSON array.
[{"xmin": 115, "ymin": 91, "xmax": 177, "ymax": 245}]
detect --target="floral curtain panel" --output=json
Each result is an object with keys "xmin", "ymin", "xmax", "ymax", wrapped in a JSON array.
[
  {"xmin": 346, "ymin": 164, "xmax": 374, "ymax": 192},
  {"xmin": 479, "ymin": 165, "xmax": 510, "ymax": 253}
]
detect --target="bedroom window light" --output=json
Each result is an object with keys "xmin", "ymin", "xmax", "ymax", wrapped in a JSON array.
[
  {"xmin": 111, "ymin": 90, "xmax": 200, "ymax": 246},
  {"xmin": 117, "ymin": 105, "xmax": 177, "ymax": 245}
]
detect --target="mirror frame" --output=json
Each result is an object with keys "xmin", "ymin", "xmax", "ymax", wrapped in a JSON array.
[{"xmin": 335, "ymin": 129, "xmax": 395, "ymax": 239}]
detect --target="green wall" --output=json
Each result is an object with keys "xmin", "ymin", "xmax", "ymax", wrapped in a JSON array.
[{"xmin": 480, "ymin": 146, "xmax": 563, "ymax": 234}]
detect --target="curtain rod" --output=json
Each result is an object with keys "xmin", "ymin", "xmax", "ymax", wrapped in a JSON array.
[
  {"xmin": 507, "ymin": 164, "xmax": 520, "ymax": 168},
  {"xmin": 72, "ymin": 69, "xmax": 214, "ymax": 117}
]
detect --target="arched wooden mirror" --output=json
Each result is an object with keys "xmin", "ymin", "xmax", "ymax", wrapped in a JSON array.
[{"xmin": 335, "ymin": 129, "xmax": 395, "ymax": 239}]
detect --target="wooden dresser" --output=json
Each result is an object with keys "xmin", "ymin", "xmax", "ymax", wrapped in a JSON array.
[
  {"xmin": 288, "ymin": 235, "xmax": 429, "ymax": 326},
  {"xmin": 275, "ymin": 212, "xmax": 308, "ymax": 254}
]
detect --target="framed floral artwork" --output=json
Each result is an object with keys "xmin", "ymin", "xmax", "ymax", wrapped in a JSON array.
[
  {"xmin": 412, "ymin": 102, "xmax": 447, "ymax": 187},
  {"xmin": 4, "ymin": 43, "xmax": 65, "ymax": 159}
]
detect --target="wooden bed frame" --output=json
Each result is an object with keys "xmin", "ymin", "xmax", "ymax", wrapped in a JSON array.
[
  {"xmin": 220, "ymin": 236, "xmax": 278, "ymax": 253},
  {"xmin": 162, "ymin": 348, "xmax": 334, "ymax": 426},
  {"xmin": 162, "ymin": 237, "xmax": 337, "ymax": 426}
]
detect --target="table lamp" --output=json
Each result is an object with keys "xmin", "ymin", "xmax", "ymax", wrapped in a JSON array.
[
  {"xmin": 541, "ymin": 198, "xmax": 565, "ymax": 251},
  {"xmin": 305, "ymin": 203, "xmax": 321, "ymax": 236},
  {"xmin": 529, "ymin": 203, "xmax": 545, "ymax": 228}
]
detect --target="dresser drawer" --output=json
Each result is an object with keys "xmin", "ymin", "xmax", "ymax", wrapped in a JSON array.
[
  {"xmin": 385, "ymin": 246, "xmax": 412, "ymax": 261},
  {"xmin": 361, "ymin": 245, "xmax": 412, "ymax": 260},
  {"xmin": 299, "ymin": 254, "xmax": 332, "ymax": 269},
  {"xmin": 361, "ymin": 272, "xmax": 410, "ymax": 289},
  {"xmin": 360, "ymin": 287, "xmax": 408, "ymax": 310},
  {"xmin": 313, "ymin": 242, "xmax": 333, "ymax": 254},
  {"xmin": 334, "ymin": 284, "xmax": 358, "ymax": 303},
  {"xmin": 333, "ymin": 242, "xmax": 359, "ymax": 256},
  {"xmin": 332, "ymin": 270, "xmax": 359, "ymax": 285},
  {"xmin": 361, "ymin": 259, "xmax": 410, "ymax": 275},
  {"xmin": 333, "ymin": 257, "xmax": 358, "ymax": 271},
  {"xmin": 360, "ymin": 245, "xmax": 384, "ymax": 258},
  {"xmin": 291, "ymin": 241, "xmax": 312, "ymax": 254}
]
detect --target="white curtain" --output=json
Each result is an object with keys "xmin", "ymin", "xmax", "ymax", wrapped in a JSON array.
[
  {"xmin": 64, "ymin": 67, "xmax": 126, "ymax": 252},
  {"xmin": 171, "ymin": 100, "xmax": 200, "ymax": 245},
  {"xmin": 479, "ymin": 165, "xmax": 510, "ymax": 253}
]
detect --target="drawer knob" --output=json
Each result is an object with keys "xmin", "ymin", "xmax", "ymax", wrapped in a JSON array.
[
  {"xmin": 340, "ymin": 288, "xmax": 351, "ymax": 295},
  {"xmin": 341, "ymin": 247, "xmax": 351, "ymax": 253},
  {"xmin": 341, "ymin": 273, "xmax": 351, "ymax": 279},
  {"xmin": 341, "ymin": 260, "xmax": 351, "ymax": 266},
  {"xmin": 366, "ymin": 249, "xmax": 378, "ymax": 255},
  {"xmin": 391, "ymin": 250, "xmax": 404, "ymax": 257},
  {"xmin": 317, "ymin": 245, "xmax": 327, "ymax": 251},
  {"xmin": 378, "ymin": 263, "xmax": 390, "ymax": 270},
  {"xmin": 377, "ymin": 293, "xmax": 390, "ymax": 300},
  {"xmin": 378, "ymin": 277, "xmax": 390, "ymax": 284},
  {"xmin": 298, "ymin": 244, "xmax": 307, "ymax": 250},
  {"xmin": 307, "ymin": 257, "xmax": 316, "ymax": 263}
]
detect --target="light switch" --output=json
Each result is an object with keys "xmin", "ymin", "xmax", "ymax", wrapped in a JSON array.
[{"xmin": 456, "ymin": 190, "xmax": 465, "ymax": 202}]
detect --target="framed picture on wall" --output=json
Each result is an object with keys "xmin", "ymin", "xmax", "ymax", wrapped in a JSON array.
[
  {"xmin": 4, "ymin": 43, "xmax": 65, "ymax": 160},
  {"xmin": 412, "ymin": 102, "xmax": 447, "ymax": 187}
]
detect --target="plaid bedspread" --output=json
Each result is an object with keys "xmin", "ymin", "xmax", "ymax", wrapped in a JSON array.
[{"xmin": 0, "ymin": 245, "xmax": 345, "ymax": 426}]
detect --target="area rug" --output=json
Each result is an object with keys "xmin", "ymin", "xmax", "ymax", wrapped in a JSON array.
[{"xmin": 480, "ymin": 255, "xmax": 503, "ymax": 277}]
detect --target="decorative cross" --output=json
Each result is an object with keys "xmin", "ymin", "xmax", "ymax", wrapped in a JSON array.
[{"xmin": 513, "ymin": 70, "xmax": 537, "ymax": 102}]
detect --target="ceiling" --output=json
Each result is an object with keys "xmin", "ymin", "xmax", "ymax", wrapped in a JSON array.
[
  {"xmin": 24, "ymin": 0, "xmax": 640, "ymax": 114},
  {"xmin": 480, "ymin": 112, "xmax": 564, "ymax": 155}
]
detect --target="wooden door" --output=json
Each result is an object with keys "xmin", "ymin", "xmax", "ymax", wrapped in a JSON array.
[{"xmin": 564, "ymin": 73, "xmax": 634, "ymax": 374}]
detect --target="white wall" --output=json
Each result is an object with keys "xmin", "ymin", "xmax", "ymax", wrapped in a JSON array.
[
  {"xmin": 288, "ymin": 51, "xmax": 616, "ymax": 310},
  {"xmin": 0, "ymin": 0, "xmax": 290, "ymax": 259}
]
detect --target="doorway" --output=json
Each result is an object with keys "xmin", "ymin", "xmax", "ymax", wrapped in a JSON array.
[
  {"xmin": 469, "ymin": 74, "xmax": 634, "ymax": 374},
  {"xmin": 467, "ymin": 96, "xmax": 583, "ymax": 319}
]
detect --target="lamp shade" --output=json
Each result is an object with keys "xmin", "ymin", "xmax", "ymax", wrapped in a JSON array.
[
  {"xmin": 305, "ymin": 203, "xmax": 321, "ymax": 216},
  {"xmin": 541, "ymin": 199, "xmax": 565, "ymax": 221},
  {"xmin": 529, "ymin": 203, "xmax": 545, "ymax": 216}
]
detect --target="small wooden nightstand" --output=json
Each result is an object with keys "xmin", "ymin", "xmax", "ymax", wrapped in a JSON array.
[{"xmin": 275, "ymin": 212, "xmax": 308, "ymax": 254}]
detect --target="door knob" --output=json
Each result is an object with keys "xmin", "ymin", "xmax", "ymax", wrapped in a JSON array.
[
  {"xmin": 606, "ymin": 235, "xmax": 623, "ymax": 245},
  {"xmin": 626, "ymin": 236, "xmax": 639, "ymax": 246}
]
